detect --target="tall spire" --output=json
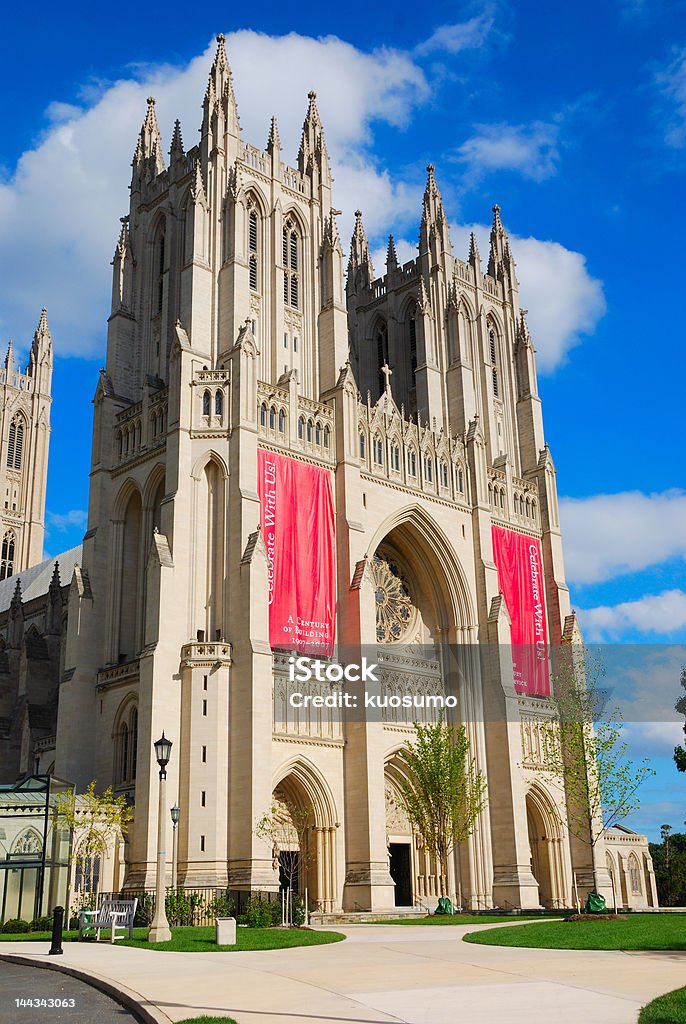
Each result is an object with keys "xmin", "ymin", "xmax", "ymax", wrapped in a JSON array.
[
  {"xmin": 468, "ymin": 231, "xmax": 480, "ymax": 267},
  {"xmin": 419, "ymin": 164, "xmax": 452, "ymax": 258},
  {"xmin": 202, "ymin": 33, "xmax": 240, "ymax": 147},
  {"xmin": 5, "ymin": 338, "xmax": 14, "ymax": 374},
  {"xmin": 298, "ymin": 90, "xmax": 330, "ymax": 184},
  {"xmin": 169, "ymin": 119, "xmax": 184, "ymax": 160},
  {"xmin": 132, "ymin": 96, "xmax": 165, "ymax": 185},
  {"xmin": 347, "ymin": 210, "xmax": 375, "ymax": 292},
  {"xmin": 386, "ymin": 234, "xmax": 398, "ymax": 272},
  {"xmin": 267, "ymin": 115, "xmax": 281, "ymax": 155},
  {"xmin": 488, "ymin": 203, "xmax": 506, "ymax": 276},
  {"xmin": 28, "ymin": 307, "xmax": 53, "ymax": 377}
]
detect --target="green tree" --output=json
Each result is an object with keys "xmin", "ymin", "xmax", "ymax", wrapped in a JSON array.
[
  {"xmin": 537, "ymin": 650, "xmax": 654, "ymax": 851},
  {"xmin": 650, "ymin": 828, "xmax": 686, "ymax": 906},
  {"xmin": 56, "ymin": 781, "xmax": 133, "ymax": 915},
  {"xmin": 395, "ymin": 717, "xmax": 487, "ymax": 898},
  {"xmin": 674, "ymin": 666, "xmax": 686, "ymax": 772},
  {"xmin": 255, "ymin": 799, "xmax": 311, "ymax": 924}
]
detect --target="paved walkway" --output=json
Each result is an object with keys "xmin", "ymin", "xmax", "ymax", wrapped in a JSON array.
[
  {"xmin": 1, "ymin": 922, "xmax": 685, "ymax": 1024},
  {"xmin": 1, "ymin": 960, "xmax": 140, "ymax": 1023}
]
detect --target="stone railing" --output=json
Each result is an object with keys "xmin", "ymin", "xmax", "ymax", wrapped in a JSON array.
[
  {"xmin": 257, "ymin": 381, "xmax": 336, "ymax": 465},
  {"xmin": 96, "ymin": 659, "xmax": 140, "ymax": 691},
  {"xmin": 180, "ymin": 641, "xmax": 232, "ymax": 668}
]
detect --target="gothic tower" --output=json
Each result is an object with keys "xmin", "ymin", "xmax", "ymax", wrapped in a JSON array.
[
  {"xmin": 0, "ymin": 309, "xmax": 53, "ymax": 579},
  {"xmin": 52, "ymin": 35, "xmax": 620, "ymax": 913}
]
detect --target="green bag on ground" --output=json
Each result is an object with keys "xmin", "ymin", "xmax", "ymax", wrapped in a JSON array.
[
  {"xmin": 583, "ymin": 891, "xmax": 607, "ymax": 913},
  {"xmin": 435, "ymin": 897, "xmax": 454, "ymax": 915}
]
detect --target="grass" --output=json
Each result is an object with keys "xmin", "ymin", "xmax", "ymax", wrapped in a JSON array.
[
  {"xmin": 366, "ymin": 914, "xmax": 547, "ymax": 925},
  {"xmin": 0, "ymin": 925, "xmax": 345, "ymax": 952},
  {"xmin": 639, "ymin": 986, "xmax": 686, "ymax": 1024},
  {"xmin": 121, "ymin": 925, "xmax": 345, "ymax": 952},
  {"xmin": 464, "ymin": 913, "xmax": 686, "ymax": 951},
  {"xmin": 176, "ymin": 1018, "xmax": 239, "ymax": 1024}
]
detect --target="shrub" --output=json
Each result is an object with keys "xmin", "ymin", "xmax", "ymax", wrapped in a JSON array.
[
  {"xmin": 134, "ymin": 893, "xmax": 154, "ymax": 927},
  {"xmin": 208, "ymin": 891, "xmax": 235, "ymax": 919},
  {"xmin": 2, "ymin": 918, "xmax": 31, "ymax": 933},
  {"xmin": 166, "ymin": 888, "xmax": 192, "ymax": 926},
  {"xmin": 30, "ymin": 916, "xmax": 54, "ymax": 931},
  {"xmin": 291, "ymin": 895, "xmax": 306, "ymax": 927},
  {"xmin": 244, "ymin": 893, "xmax": 274, "ymax": 928}
]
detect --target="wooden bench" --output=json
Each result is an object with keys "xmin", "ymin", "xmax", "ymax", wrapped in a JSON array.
[{"xmin": 78, "ymin": 898, "xmax": 138, "ymax": 942}]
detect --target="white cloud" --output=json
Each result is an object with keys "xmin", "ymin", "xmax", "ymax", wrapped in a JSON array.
[
  {"xmin": 457, "ymin": 121, "xmax": 560, "ymax": 181},
  {"xmin": 46, "ymin": 509, "xmax": 88, "ymax": 533},
  {"xmin": 560, "ymin": 489, "xmax": 686, "ymax": 585},
  {"xmin": 578, "ymin": 590, "xmax": 686, "ymax": 641},
  {"xmin": 0, "ymin": 32, "xmax": 429, "ymax": 358},
  {"xmin": 655, "ymin": 47, "xmax": 686, "ymax": 148},
  {"xmin": 449, "ymin": 222, "xmax": 605, "ymax": 371},
  {"xmin": 415, "ymin": 13, "xmax": 495, "ymax": 56},
  {"xmin": 0, "ymin": 28, "xmax": 602, "ymax": 375}
]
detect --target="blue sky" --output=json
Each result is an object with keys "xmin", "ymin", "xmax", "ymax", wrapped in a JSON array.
[{"xmin": 0, "ymin": 1, "xmax": 684, "ymax": 837}]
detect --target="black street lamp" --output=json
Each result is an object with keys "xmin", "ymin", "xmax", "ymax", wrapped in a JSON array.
[{"xmin": 149, "ymin": 732, "xmax": 173, "ymax": 942}]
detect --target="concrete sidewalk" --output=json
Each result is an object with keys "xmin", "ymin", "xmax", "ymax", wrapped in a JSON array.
[{"xmin": 1, "ymin": 922, "xmax": 684, "ymax": 1024}]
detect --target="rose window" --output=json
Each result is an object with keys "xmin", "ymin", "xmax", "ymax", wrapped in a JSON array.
[{"xmin": 371, "ymin": 554, "xmax": 415, "ymax": 643}]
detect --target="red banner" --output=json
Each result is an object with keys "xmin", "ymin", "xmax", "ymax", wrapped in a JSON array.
[
  {"xmin": 258, "ymin": 450, "xmax": 336, "ymax": 655},
  {"xmin": 491, "ymin": 526, "xmax": 549, "ymax": 697}
]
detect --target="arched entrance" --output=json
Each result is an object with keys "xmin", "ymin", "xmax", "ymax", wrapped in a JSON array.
[
  {"xmin": 526, "ymin": 785, "xmax": 568, "ymax": 909},
  {"xmin": 272, "ymin": 760, "xmax": 338, "ymax": 913}
]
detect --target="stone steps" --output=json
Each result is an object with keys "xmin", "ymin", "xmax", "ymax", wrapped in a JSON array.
[{"xmin": 310, "ymin": 907, "xmax": 427, "ymax": 924}]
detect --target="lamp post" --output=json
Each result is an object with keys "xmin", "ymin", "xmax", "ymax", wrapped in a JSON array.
[
  {"xmin": 170, "ymin": 804, "xmax": 180, "ymax": 891},
  {"xmin": 148, "ymin": 732, "xmax": 172, "ymax": 943}
]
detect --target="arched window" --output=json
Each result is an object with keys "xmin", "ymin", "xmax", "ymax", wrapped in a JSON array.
[
  {"xmin": 423, "ymin": 455, "xmax": 433, "ymax": 482},
  {"xmin": 458, "ymin": 467, "xmax": 464, "ymax": 492},
  {"xmin": 278, "ymin": 409, "xmax": 286, "ymax": 433},
  {"xmin": 115, "ymin": 703, "xmax": 138, "ymax": 786},
  {"xmin": 306, "ymin": 419, "xmax": 313, "ymax": 442},
  {"xmin": 392, "ymin": 444, "xmax": 400, "ymax": 471},
  {"xmin": 376, "ymin": 321, "xmax": 388, "ymax": 397},
  {"xmin": 261, "ymin": 403, "xmax": 268, "ymax": 427},
  {"xmin": 156, "ymin": 231, "xmax": 165, "ymax": 314},
  {"xmin": 269, "ymin": 406, "xmax": 276, "ymax": 430},
  {"xmin": 315, "ymin": 422, "xmax": 321, "ymax": 445},
  {"xmin": 7, "ymin": 417, "xmax": 23, "ymax": 471},
  {"xmin": 203, "ymin": 390, "xmax": 211, "ymax": 416},
  {"xmin": 215, "ymin": 391, "xmax": 223, "ymax": 417},
  {"xmin": 440, "ymin": 460, "xmax": 448, "ymax": 488},
  {"xmin": 629, "ymin": 857, "xmax": 642, "ymax": 894},
  {"xmin": 248, "ymin": 207, "xmax": 258, "ymax": 292},
  {"xmin": 408, "ymin": 312, "xmax": 417, "ymax": 392},
  {"xmin": 0, "ymin": 530, "xmax": 15, "ymax": 581},
  {"xmin": 489, "ymin": 327, "xmax": 500, "ymax": 399},
  {"xmin": 359, "ymin": 432, "xmax": 366, "ymax": 459},
  {"xmin": 283, "ymin": 219, "xmax": 299, "ymax": 307},
  {"xmin": 373, "ymin": 435, "xmax": 383, "ymax": 466},
  {"xmin": 297, "ymin": 416, "xmax": 304, "ymax": 439},
  {"xmin": 408, "ymin": 449, "xmax": 417, "ymax": 477},
  {"xmin": 323, "ymin": 425, "xmax": 330, "ymax": 448}
]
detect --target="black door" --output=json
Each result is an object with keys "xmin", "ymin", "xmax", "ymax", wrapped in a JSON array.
[{"xmin": 389, "ymin": 843, "xmax": 412, "ymax": 906}]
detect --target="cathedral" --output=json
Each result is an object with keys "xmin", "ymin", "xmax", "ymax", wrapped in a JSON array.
[{"xmin": 0, "ymin": 35, "xmax": 657, "ymax": 916}]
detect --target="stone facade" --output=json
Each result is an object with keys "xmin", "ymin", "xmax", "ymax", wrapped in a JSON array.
[{"xmin": 0, "ymin": 36, "xmax": 656, "ymax": 913}]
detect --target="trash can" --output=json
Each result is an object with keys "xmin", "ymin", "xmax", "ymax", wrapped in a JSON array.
[{"xmin": 216, "ymin": 917, "xmax": 237, "ymax": 945}]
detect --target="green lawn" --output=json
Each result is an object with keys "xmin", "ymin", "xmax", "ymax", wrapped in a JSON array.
[
  {"xmin": 367, "ymin": 914, "xmax": 547, "ymax": 925},
  {"xmin": 464, "ymin": 913, "xmax": 686, "ymax": 951},
  {"xmin": 640, "ymin": 986, "xmax": 686, "ymax": 1024},
  {"xmin": 0, "ymin": 926, "xmax": 345, "ymax": 952},
  {"xmin": 121, "ymin": 925, "xmax": 345, "ymax": 952},
  {"xmin": 176, "ymin": 1018, "xmax": 239, "ymax": 1024}
]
